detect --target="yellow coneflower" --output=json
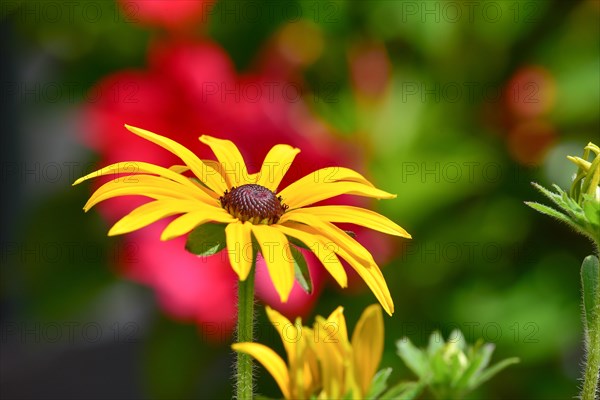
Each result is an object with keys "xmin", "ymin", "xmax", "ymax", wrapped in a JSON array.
[
  {"xmin": 73, "ymin": 124, "xmax": 410, "ymax": 314},
  {"xmin": 233, "ymin": 304, "xmax": 385, "ymax": 399}
]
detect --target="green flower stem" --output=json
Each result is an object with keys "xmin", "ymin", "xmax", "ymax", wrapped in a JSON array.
[
  {"xmin": 583, "ymin": 304, "xmax": 599, "ymax": 400},
  {"xmin": 236, "ymin": 261, "xmax": 255, "ymax": 400},
  {"xmin": 582, "ymin": 248, "xmax": 600, "ymax": 400}
]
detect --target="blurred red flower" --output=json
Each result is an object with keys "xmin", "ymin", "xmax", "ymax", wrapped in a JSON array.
[
  {"xmin": 80, "ymin": 38, "xmax": 392, "ymax": 339},
  {"xmin": 118, "ymin": 0, "xmax": 216, "ymax": 30}
]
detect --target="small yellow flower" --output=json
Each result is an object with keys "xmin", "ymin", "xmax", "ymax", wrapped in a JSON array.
[
  {"xmin": 568, "ymin": 142, "xmax": 600, "ymax": 203},
  {"xmin": 73, "ymin": 125, "xmax": 410, "ymax": 313},
  {"xmin": 233, "ymin": 304, "xmax": 384, "ymax": 399}
]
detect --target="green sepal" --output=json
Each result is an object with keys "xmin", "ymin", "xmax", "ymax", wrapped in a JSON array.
[
  {"xmin": 524, "ymin": 202, "xmax": 573, "ymax": 225},
  {"xmin": 380, "ymin": 381, "xmax": 424, "ymax": 400},
  {"xmin": 185, "ymin": 223, "xmax": 227, "ymax": 256},
  {"xmin": 396, "ymin": 338, "xmax": 428, "ymax": 380},
  {"xmin": 366, "ymin": 368, "xmax": 392, "ymax": 399},
  {"xmin": 290, "ymin": 244, "xmax": 312, "ymax": 294},
  {"xmin": 581, "ymin": 255, "xmax": 600, "ymax": 331},
  {"xmin": 288, "ymin": 236, "xmax": 310, "ymax": 250},
  {"xmin": 582, "ymin": 195, "xmax": 600, "ymax": 226},
  {"xmin": 455, "ymin": 342, "xmax": 494, "ymax": 389},
  {"xmin": 473, "ymin": 356, "xmax": 520, "ymax": 388}
]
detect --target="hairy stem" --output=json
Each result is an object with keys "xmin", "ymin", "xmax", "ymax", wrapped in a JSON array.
[
  {"xmin": 236, "ymin": 264, "xmax": 255, "ymax": 400},
  {"xmin": 582, "ymin": 247, "xmax": 600, "ymax": 400}
]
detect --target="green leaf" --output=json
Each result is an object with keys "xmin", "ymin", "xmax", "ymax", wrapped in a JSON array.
[
  {"xmin": 366, "ymin": 368, "xmax": 392, "ymax": 399},
  {"xmin": 380, "ymin": 381, "xmax": 424, "ymax": 400},
  {"xmin": 185, "ymin": 223, "xmax": 227, "ymax": 256},
  {"xmin": 472, "ymin": 357, "xmax": 520, "ymax": 389},
  {"xmin": 581, "ymin": 255, "xmax": 600, "ymax": 331},
  {"xmin": 525, "ymin": 202, "xmax": 574, "ymax": 226},
  {"xmin": 290, "ymin": 245, "xmax": 312, "ymax": 294},
  {"xmin": 287, "ymin": 236, "xmax": 310, "ymax": 250},
  {"xmin": 397, "ymin": 338, "xmax": 429, "ymax": 380}
]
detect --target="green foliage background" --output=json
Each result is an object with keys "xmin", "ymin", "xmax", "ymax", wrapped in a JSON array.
[{"xmin": 1, "ymin": 0, "xmax": 599, "ymax": 398}]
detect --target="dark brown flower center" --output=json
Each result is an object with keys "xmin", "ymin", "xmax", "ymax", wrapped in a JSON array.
[{"xmin": 220, "ymin": 184, "xmax": 288, "ymax": 224}]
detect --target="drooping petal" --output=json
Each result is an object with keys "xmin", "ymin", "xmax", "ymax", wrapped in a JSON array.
[
  {"xmin": 335, "ymin": 246, "xmax": 394, "ymax": 316},
  {"xmin": 251, "ymin": 225, "xmax": 294, "ymax": 302},
  {"xmin": 108, "ymin": 199, "xmax": 199, "ymax": 236},
  {"xmin": 84, "ymin": 175, "xmax": 216, "ymax": 211},
  {"xmin": 256, "ymin": 144, "xmax": 301, "ymax": 191},
  {"xmin": 274, "ymin": 223, "xmax": 348, "ymax": 288},
  {"xmin": 281, "ymin": 181, "xmax": 396, "ymax": 210},
  {"xmin": 232, "ymin": 343, "xmax": 291, "ymax": 399},
  {"xmin": 294, "ymin": 205, "xmax": 412, "ymax": 238},
  {"xmin": 125, "ymin": 125, "xmax": 228, "ymax": 194},
  {"xmin": 225, "ymin": 221, "xmax": 254, "ymax": 280},
  {"xmin": 280, "ymin": 211, "xmax": 375, "ymax": 266},
  {"xmin": 351, "ymin": 304, "xmax": 384, "ymax": 396},
  {"xmin": 199, "ymin": 135, "xmax": 250, "ymax": 187},
  {"xmin": 160, "ymin": 210, "xmax": 236, "ymax": 241},
  {"xmin": 281, "ymin": 220, "xmax": 394, "ymax": 315}
]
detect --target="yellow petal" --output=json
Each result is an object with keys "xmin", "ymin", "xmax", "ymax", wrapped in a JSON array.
[
  {"xmin": 84, "ymin": 175, "xmax": 215, "ymax": 211},
  {"xmin": 265, "ymin": 306, "xmax": 299, "ymax": 363},
  {"xmin": 256, "ymin": 144, "xmax": 301, "ymax": 191},
  {"xmin": 160, "ymin": 211, "xmax": 235, "ymax": 241},
  {"xmin": 232, "ymin": 343, "xmax": 291, "ymax": 399},
  {"xmin": 168, "ymin": 165, "xmax": 190, "ymax": 174},
  {"xmin": 325, "ymin": 306, "xmax": 349, "ymax": 343},
  {"xmin": 274, "ymin": 224, "xmax": 347, "ymax": 288},
  {"xmin": 277, "ymin": 218, "xmax": 393, "ymax": 314},
  {"xmin": 225, "ymin": 221, "xmax": 254, "ymax": 280},
  {"xmin": 85, "ymin": 184, "xmax": 182, "ymax": 212},
  {"xmin": 313, "ymin": 315, "xmax": 345, "ymax": 398},
  {"xmin": 280, "ymin": 212, "xmax": 375, "ymax": 266},
  {"xmin": 299, "ymin": 329, "xmax": 321, "ymax": 394},
  {"xmin": 281, "ymin": 166, "xmax": 376, "ymax": 190},
  {"xmin": 169, "ymin": 163, "xmax": 221, "ymax": 200},
  {"xmin": 281, "ymin": 181, "xmax": 396, "ymax": 210},
  {"xmin": 124, "ymin": 125, "xmax": 227, "ymax": 194},
  {"xmin": 199, "ymin": 135, "xmax": 250, "ymax": 187},
  {"xmin": 321, "ymin": 306, "xmax": 351, "ymax": 364},
  {"xmin": 251, "ymin": 225, "xmax": 294, "ymax": 302},
  {"xmin": 295, "ymin": 205, "xmax": 412, "ymax": 238},
  {"xmin": 108, "ymin": 199, "xmax": 198, "ymax": 236},
  {"xmin": 351, "ymin": 305, "xmax": 384, "ymax": 396},
  {"xmin": 73, "ymin": 161, "xmax": 205, "ymax": 191},
  {"xmin": 336, "ymin": 246, "xmax": 394, "ymax": 316}
]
